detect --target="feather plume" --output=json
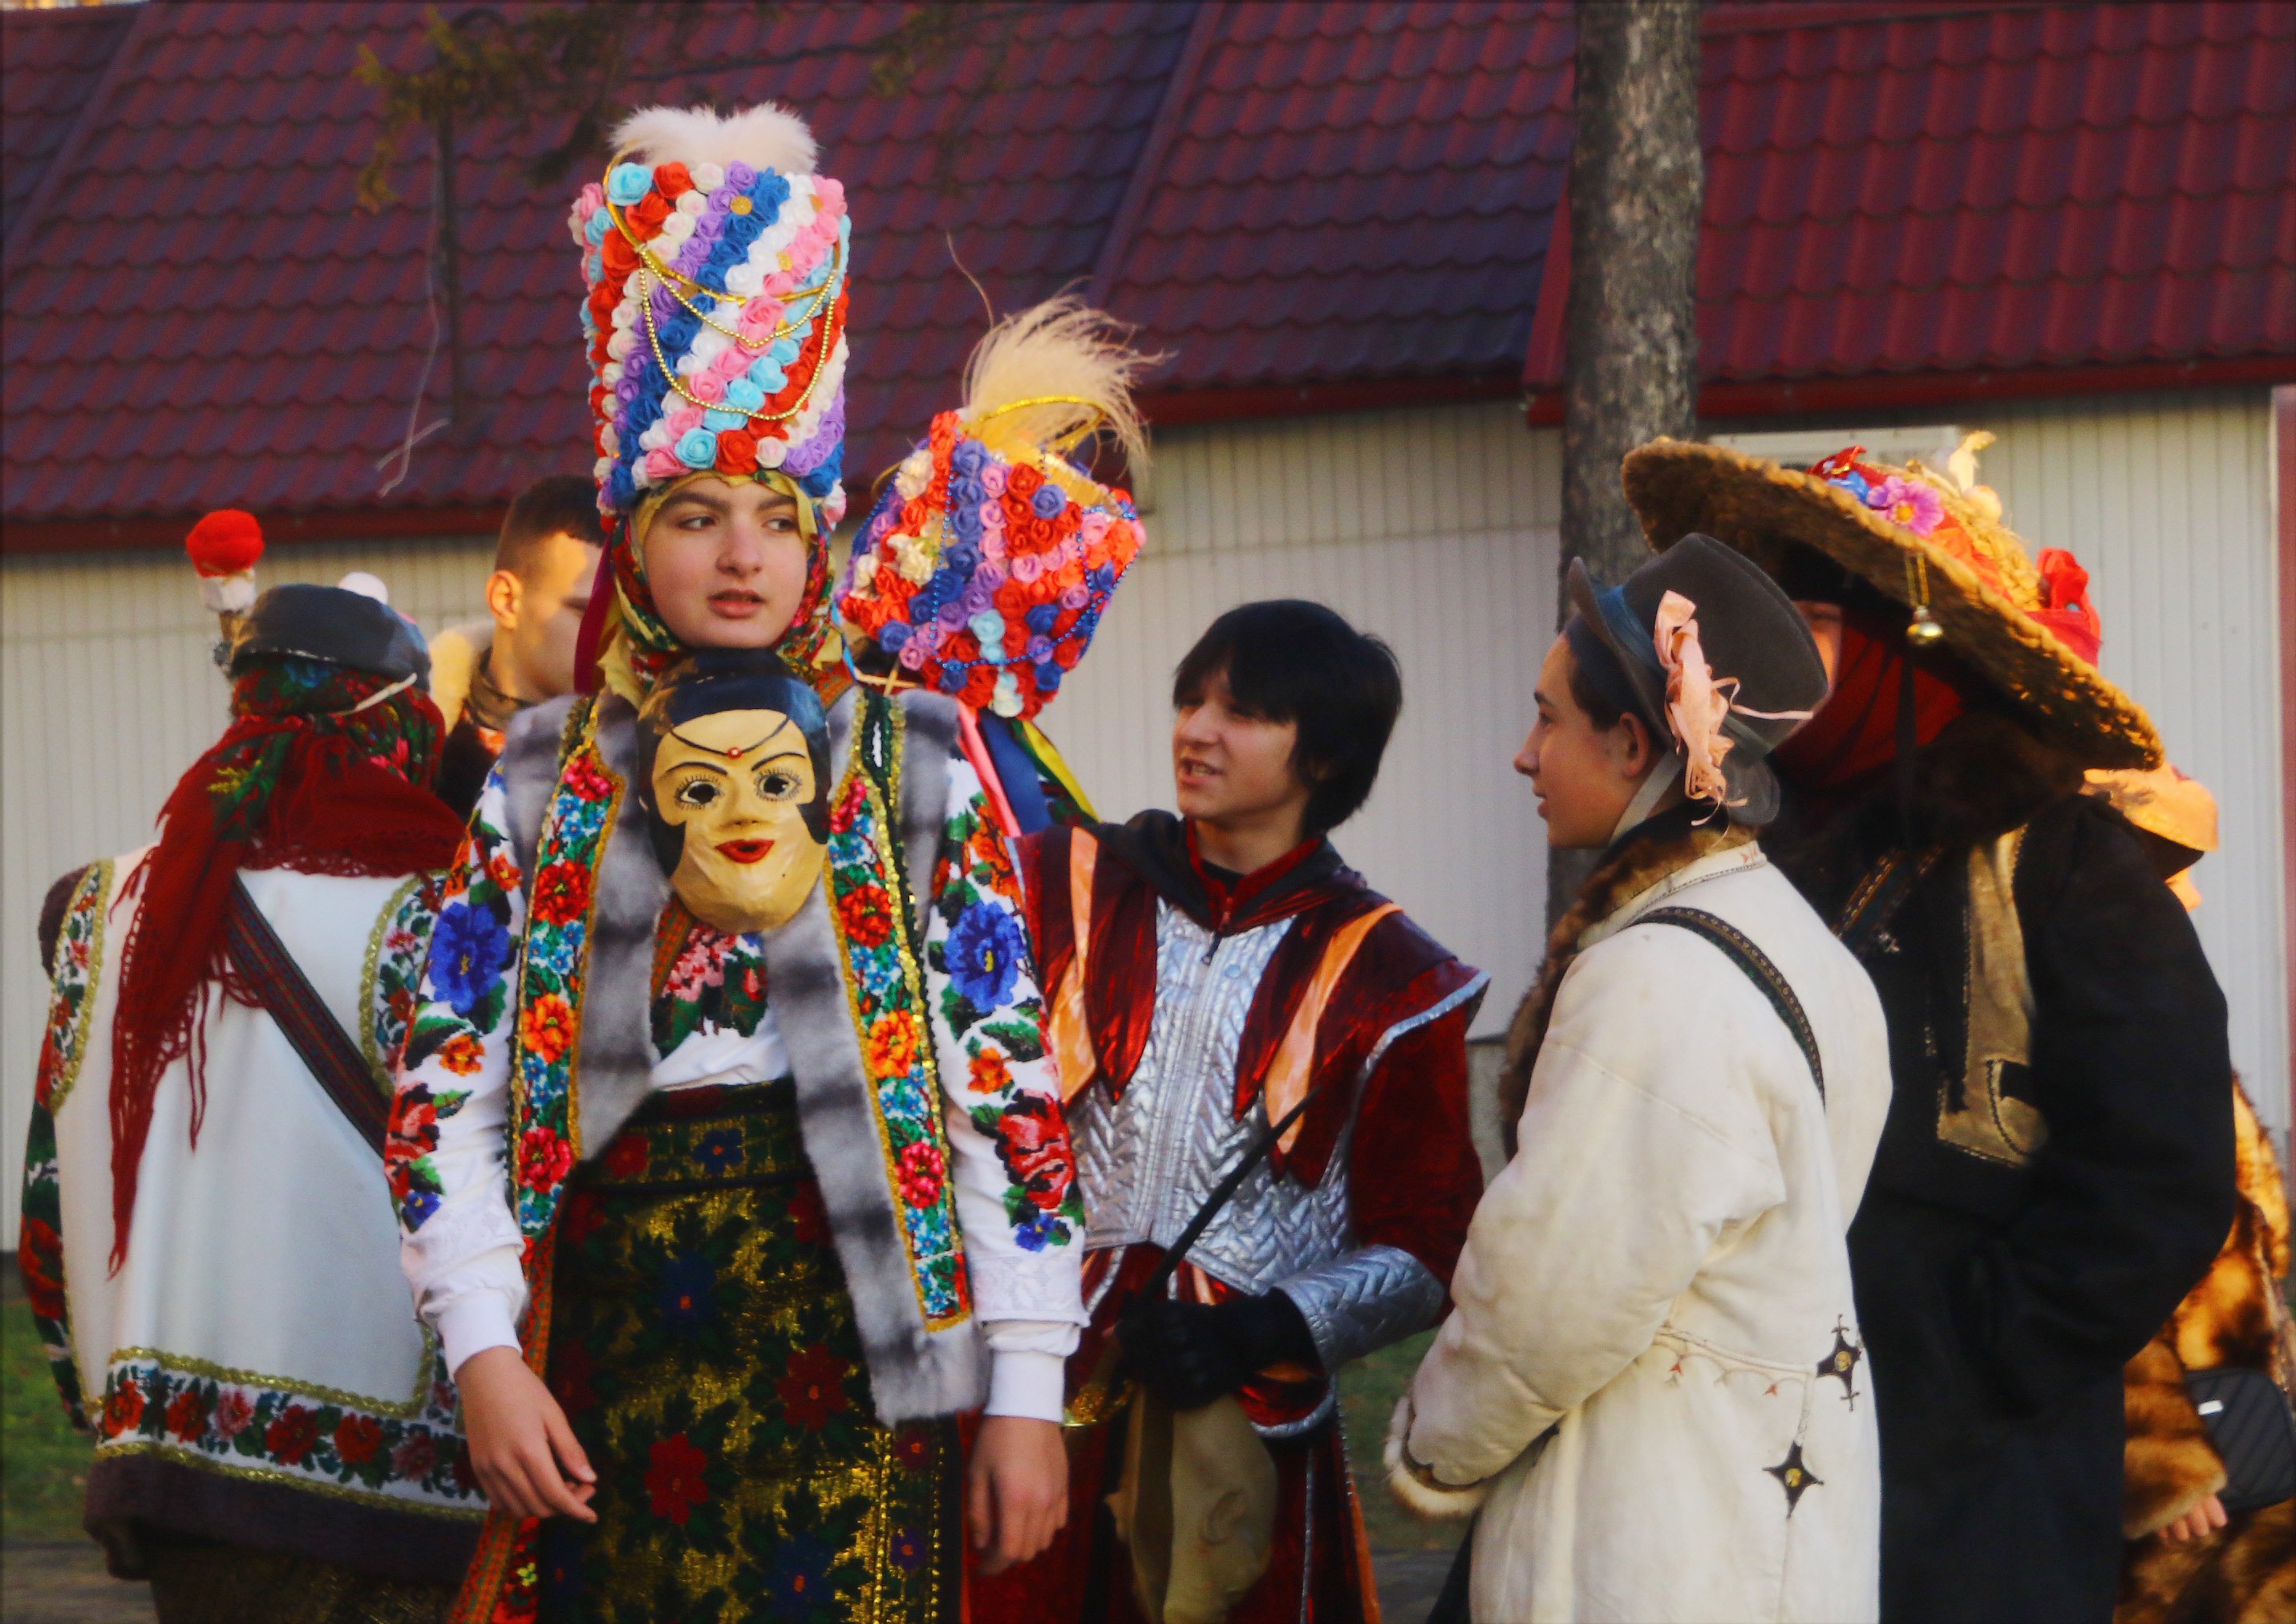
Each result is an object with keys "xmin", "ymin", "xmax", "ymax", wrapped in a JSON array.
[
  {"xmin": 960, "ymin": 295, "xmax": 1160, "ymax": 476},
  {"xmin": 610, "ymin": 102, "xmax": 816, "ymax": 176}
]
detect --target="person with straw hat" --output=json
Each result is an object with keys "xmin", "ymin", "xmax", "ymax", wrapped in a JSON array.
[
  {"xmin": 384, "ymin": 103, "xmax": 1088, "ymax": 1622},
  {"xmin": 1622, "ymin": 435, "xmax": 2237, "ymax": 1622}
]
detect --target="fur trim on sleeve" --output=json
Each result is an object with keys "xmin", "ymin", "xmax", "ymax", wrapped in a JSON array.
[
  {"xmin": 1384, "ymin": 1392, "xmax": 1488, "ymax": 1521},
  {"xmin": 2122, "ymin": 1332, "xmax": 2227, "ymax": 1539}
]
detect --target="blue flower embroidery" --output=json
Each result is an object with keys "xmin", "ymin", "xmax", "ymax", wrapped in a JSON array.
[
  {"xmin": 763, "ymin": 1531, "xmax": 835, "ymax": 1620},
  {"xmin": 658, "ymin": 1253, "xmax": 718, "ymax": 1333},
  {"xmin": 946, "ymin": 904, "xmax": 1026, "ymax": 1012},
  {"xmin": 427, "ymin": 901, "xmax": 512, "ymax": 1019},
  {"xmin": 697, "ymin": 1127, "xmax": 744, "ymax": 1176}
]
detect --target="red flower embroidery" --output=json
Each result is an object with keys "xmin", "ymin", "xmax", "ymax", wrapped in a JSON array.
[
  {"xmin": 334, "ymin": 1414, "xmax": 384, "ymax": 1466},
  {"xmin": 788, "ymin": 1181, "xmax": 831, "ymax": 1247},
  {"xmin": 893, "ymin": 1428, "xmax": 934, "ymax": 1472},
  {"xmin": 645, "ymin": 1432, "xmax": 711, "ymax": 1524},
  {"xmin": 967, "ymin": 1047, "xmax": 1012, "ymax": 1096},
  {"xmin": 165, "ymin": 1388, "xmax": 209, "ymax": 1443},
  {"xmin": 17, "ymin": 1216, "xmax": 66, "ymax": 1322},
  {"xmin": 778, "ymin": 1345, "xmax": 852, "ymax": 1429},
  {"xmin": 837, "ymin": 883, "xmax": 893, "ymax": 947},
  {"xmin": 520, "ymin": 993, "xmax": 577, "ymax": 1063},
  {"xmin": 267, "ymin": 1404, "xmax": 322, "ymax": 1465},
  {"xmin": 437, "ymin": 1033, "xmax": 484, "ymax": 1076},
  {"xmin": 486, "ymin": 852, "xmax": 522, "ymax": 893},
  {"xmin": 212, "ymin": 1389, "xmax": 254, "ymax": 1440},
  {"xmin": 865, "ymin": 1013, "xmax": 921, "ymax": 1080},
  {"xmin": 391, "ymin": 1432, "xmax": 436, "ymax": 1482},
  {"xmin": 829, "ymin": 778, "xmax": 867, "ymax": 834},
  {"xmin": 605, "ymin": 1132, "xmax": 650, "ymax": 1178},
  {"xmin": 102, "ymin": 1383, "xmax": 144, "ymax": 1438},
  {"xmin": 996, "ymin": 1095, "xmax": 1075, "ymax": 1213},
  {"xmin": 564, "ymin": 755, "xmax": 615, "ymax": 802},
  {"xmin": 897, "ymin": 1141, "xmax": 946, "ymax": 1209},
  {"xmin": 518, "ymin": 1127, "xmax": 575, "ymax": 1193},
  {"xmin": 529, "ymin": 861, "xmax": 593, "ymax": 927}
]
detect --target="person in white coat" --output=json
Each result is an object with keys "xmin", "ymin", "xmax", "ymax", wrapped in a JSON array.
[{"xmin": 1387, "ymin": 533, "xmax": 1893, "ymax": 1622}]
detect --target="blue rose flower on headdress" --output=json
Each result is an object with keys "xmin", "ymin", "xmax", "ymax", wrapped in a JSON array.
[
  {"xmin": 946, "ymin": 902, "xmax": 1027, "ymax": 1011},
  {"xmin": 429, "ymin": 901, "xmax": 512, "ymax": 1019},
  {"xmin": 606, "ymin": 164, "xmax": 652, "ymax": 205},
  {"xmin": 675, "ymin": 428, "xmax": 719, "ymax": 469}
]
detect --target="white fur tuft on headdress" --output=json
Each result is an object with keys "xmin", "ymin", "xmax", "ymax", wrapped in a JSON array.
[{"xmin": 610, "ymin": 102, "xmax": 817, "ymax": 176}]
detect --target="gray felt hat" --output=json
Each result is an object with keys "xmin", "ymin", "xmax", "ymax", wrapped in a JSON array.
[
  {"xmin": 1566, "ymin": 532, "xmax": 1828, "ymax": 826},
  {"xmin": 229, "ymin": 581, "xmax": 431, "ymax": 686}
]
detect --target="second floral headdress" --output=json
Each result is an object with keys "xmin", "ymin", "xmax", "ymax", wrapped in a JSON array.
[{"xmin": 836, "ymin": 297, "xmax": 1153, "ymax": 720}]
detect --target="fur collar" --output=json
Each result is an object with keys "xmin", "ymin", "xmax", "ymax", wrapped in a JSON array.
[{"xmin": 1496, "ymin": 812, "xmax": 1755, "ymax": 1153}]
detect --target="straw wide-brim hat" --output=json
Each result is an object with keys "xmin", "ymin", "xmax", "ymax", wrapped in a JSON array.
[{"xmin": 1620, "ymin": 437, "xmax": 2161, "ymax": 771}]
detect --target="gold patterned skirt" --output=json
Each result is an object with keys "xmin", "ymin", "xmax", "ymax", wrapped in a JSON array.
[{"xmin": 535, "ymin": 1081, "xmax": 961, "ymax": 1623}]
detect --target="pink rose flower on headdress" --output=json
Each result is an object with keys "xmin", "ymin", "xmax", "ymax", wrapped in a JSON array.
[{"xmin": 1867, "ymin": 474, "xmax": 1945, "ymax": 537}]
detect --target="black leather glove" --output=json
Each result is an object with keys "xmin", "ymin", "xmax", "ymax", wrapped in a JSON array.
[{"xmin": 1116, "ymin": 1290, "xmax": 1319, "ymax": 1410}]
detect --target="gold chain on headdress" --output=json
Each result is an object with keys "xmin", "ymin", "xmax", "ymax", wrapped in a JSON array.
[
  {"xmin": 969, "ymin": 395, "xmax": 1108, "ymax": 454},
  {"xmin": 600, "ymin": 151, "xmax": 844, "ymax": 350},
  {"xmin": 638, "ymin": 262, "xmax": 845, "ymax": 425}
]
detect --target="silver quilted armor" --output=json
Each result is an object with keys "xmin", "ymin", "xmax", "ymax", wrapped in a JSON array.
[{"xmin": 1068, "ymin": 901, "xmax": 1464, "ymax": 1384}]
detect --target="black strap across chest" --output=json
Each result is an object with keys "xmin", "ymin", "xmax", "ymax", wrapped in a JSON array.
[
  {"xmin": 223, "ymin": 877, "xmax": 390, "ymax": 1152},
  {"xmin": 1642, "ymin": 905, "xmax": 1825, "ymax": 1100}
]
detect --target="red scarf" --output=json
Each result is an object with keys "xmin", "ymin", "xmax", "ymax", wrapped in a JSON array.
[
  {"xmin": 107, "ymin": 660, "xmax": 464, "ymax": 1269},
  {"xmin": 1773, "ymin": 610, "xmax": 1978, "ymax": 799}
]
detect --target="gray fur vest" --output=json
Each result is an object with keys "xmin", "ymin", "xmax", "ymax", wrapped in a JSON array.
[{"xmin": 497, "ymin": 684, "xmax": 986, "ymax": 1423}]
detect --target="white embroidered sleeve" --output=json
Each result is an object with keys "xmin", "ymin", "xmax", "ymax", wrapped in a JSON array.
[
  {"xmin": 925, "ymin": 755, "xmax": 1086, "ymax": 1414},
  {"xmin": 386, "ymin": 763, "xmax": 530, "ymax": 1375}
]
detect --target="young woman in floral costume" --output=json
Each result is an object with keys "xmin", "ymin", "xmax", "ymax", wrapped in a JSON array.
[{"xmin": 387, "ymin": 103, "xmax": 1085, "ymax": 1624}]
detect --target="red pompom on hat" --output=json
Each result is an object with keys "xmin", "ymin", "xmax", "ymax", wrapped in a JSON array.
[{"xmin": 185, "ymin": 509, "xmax": 264, "ymax": 578}]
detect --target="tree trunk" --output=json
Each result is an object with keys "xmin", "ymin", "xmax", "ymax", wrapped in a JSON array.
[{"xmin": 1549, "ymin": 0, "xmax": 1705, "ymax": 925}]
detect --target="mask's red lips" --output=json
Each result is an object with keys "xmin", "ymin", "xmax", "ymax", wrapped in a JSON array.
[{"xmin": 716, "ymin": 839, "xmax": 773, "ymax": 865}]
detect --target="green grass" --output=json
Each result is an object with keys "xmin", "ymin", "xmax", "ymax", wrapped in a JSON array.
[
  {"xmin": 1340, "ymin": 1330, "xmax": 1462, "ymax": 1553},
  {"xmin": 3, "ymin": 1294, "xmax": 93, "ymax": 1543},
  {"xmin": 0, "ymin": 1294, "xmax": 1449, "ymax": 1553}
]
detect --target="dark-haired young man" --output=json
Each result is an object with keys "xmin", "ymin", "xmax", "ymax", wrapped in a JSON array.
[
  {"xmin": 974, "ymin": 600, "xmax": 1488, "ymax": 1624},
  {"xmin": 432, "ymin": 474, "xmax": 605, "ymax": 816}
]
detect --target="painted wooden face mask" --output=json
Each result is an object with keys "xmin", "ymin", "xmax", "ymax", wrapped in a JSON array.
[{"xmin": 639, "ymin": 654, "xmax": 830, "ymax": 935}]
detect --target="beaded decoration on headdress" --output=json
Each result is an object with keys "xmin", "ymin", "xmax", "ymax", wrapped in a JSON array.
[
  {"xmin": 567, "ymin": 103, "xmax": 850, "ymax": 525},
  {"xmin": 836, "ymin": 298, "xmax": 1153, "ymax": 719}
]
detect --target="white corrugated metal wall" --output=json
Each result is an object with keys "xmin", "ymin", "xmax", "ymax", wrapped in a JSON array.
[
  {"xmin": 2, "ymin": 388, "xmax": 2283, "ymax": 1243},
  {"xmin": 1, "ymin": 537, "xmax": 496, "ymax": 1245}
]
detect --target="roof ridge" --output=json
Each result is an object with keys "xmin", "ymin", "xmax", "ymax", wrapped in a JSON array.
[
  {"xmin": 1086, "ymin": 0, "xmax": 1223, "ymax": 312},
  {"xmin": 2, "ymin": 0, "xmax": 150, "ymax": 273}
]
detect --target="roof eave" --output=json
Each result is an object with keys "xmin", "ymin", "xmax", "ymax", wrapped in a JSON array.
[{"xmin": 1523, "ymin": 355, "xmax": 2296, "ymax": 427}]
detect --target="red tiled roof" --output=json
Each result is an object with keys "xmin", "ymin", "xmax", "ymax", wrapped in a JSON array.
[
  {"xmin": 1524, "ymin": 0, "xmax": 2295, "ymax": 403},
  {"xmin": 4, "ymin": 1, "xmax": 2289, "ymax": 539}
]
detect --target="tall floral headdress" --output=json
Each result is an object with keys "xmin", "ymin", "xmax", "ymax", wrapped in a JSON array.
[
  {"xmin": 567, "ymin": 103, "xmax": 852, "ymax": 696},
  {"xmin": 836, "ymin": 296, "xmax": 1153, "ymax": 720}
]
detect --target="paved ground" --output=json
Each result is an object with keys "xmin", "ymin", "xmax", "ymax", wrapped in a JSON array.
[
  {"xmin": 1, "ymin": 1544, "xmax": 152, "ymax": 1624},
  {"xmin": 2, "ymin": 1538, "xmax": 1453, "ymax": 1622}
]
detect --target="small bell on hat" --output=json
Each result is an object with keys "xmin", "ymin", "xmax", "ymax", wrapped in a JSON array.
[{"xmin": 185, "ymin": 509, "xmax": 264, "ymax": 614}]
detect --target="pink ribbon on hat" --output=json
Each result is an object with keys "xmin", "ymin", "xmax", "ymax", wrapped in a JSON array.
[{"xmin": 1652, "ymin": 591, "xmax": 1812, "ymax": 813}]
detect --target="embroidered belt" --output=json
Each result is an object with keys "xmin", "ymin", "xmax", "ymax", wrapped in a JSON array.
[{"xmin": 573, "ymin": 1078, "xmax": 808, "ymax": 1197}]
